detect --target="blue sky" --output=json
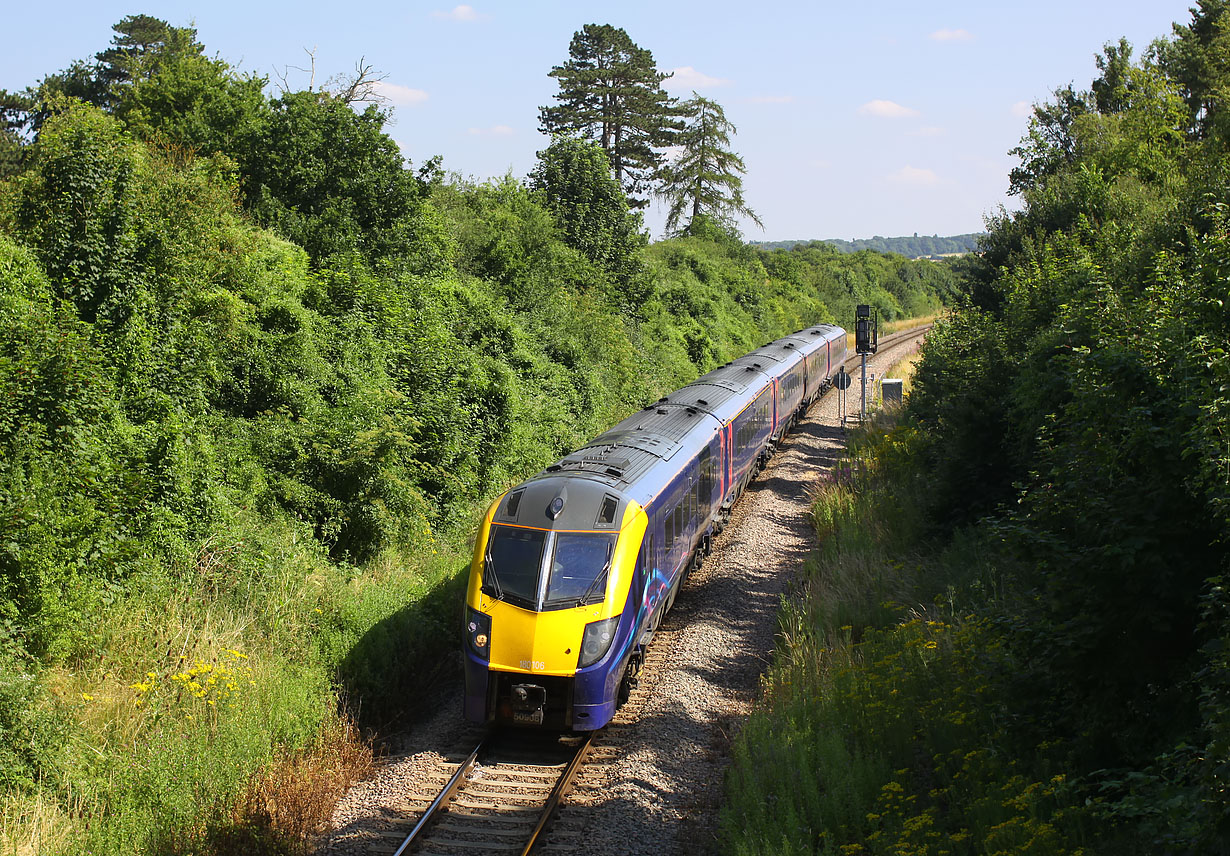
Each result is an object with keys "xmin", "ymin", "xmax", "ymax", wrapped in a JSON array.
[{"xmin": 1, "ymin": 1, "xmax": 1197, "ymax": 241}]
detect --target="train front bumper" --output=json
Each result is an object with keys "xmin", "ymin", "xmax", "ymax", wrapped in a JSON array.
[{"xmin": 463, "ymin": 651, "xmax": 620, "ymax": 731}]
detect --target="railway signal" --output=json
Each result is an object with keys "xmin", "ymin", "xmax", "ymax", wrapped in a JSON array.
[{"xmin": 854, "ymin": 304, "xmax": 878, "ymax": 419}]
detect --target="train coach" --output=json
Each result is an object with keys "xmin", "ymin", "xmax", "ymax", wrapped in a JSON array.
[{"xmin": 463, "ymin": 324, "xmax": 848, "ymax": 730}]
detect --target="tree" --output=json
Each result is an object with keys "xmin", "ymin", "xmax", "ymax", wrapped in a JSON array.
[
  {"xmin": 116, "ymin": 50, "xmax": 267, "ymax": 157},
  {"xmin": 1007, "ymin": 85, "xmax": 1092, "ymax": 195},
  {"xmin": 0, "ymin": 89, "xmax": 36, "ymax": 177},
  {"xmin": 529, "ymin": 137, "xmax": 646, "ymax": 302},
  {"xmin": 236, "ymin": 91, "xmax": 425, "ymax": 263},
  {"xmin": 0, "ymin": 15, "xmax": 210, "ymax": 148},
  {"xmin": 95, "ymin": 14, "xmax": 204, "ymax": 107},
  {"xmin": 1092, "ymin": 37, "xmax": 1136, "ymax": 114},
  {"xmin": 1162, "ymin": 0, "xmax": 1230, "ymax": 135},
  {"xmin": 538, "ymin": 24, "xmax": 682, "ymax": 206},
  {"xmin": 657, "ymin": 93, "xmax": 762, "ymax": 235}
]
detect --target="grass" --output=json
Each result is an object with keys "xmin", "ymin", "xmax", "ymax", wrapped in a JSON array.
[
  {"xmin": 720, "ymin": 357, "xmax": 1093, "ymax": 856},
  {"xmin": 0, "ymin": 505, "xmax": 474, "ymax": 856}
]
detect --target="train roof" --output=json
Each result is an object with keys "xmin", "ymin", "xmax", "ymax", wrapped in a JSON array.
[
  {"xmin": 502, "ymin": 323, "xmax": 847, "ymax": 527},
  {"xmin": 790, "ymin": 324, "xmax": 846, "ymax": 346},
  {"xmin": 511, "ymin": 402, "xmax": 721, "ymax": 526}
]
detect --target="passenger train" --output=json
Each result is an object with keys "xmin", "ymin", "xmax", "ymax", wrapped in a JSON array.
[{"xmin": 463, "ymin": 324, "xmax": 848, "ymax": 730}]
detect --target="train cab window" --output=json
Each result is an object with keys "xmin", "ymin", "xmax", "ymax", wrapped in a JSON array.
[
  {"xmin": 595, "ymin": 494, "xmax": 620, "ymax": 528},
  {"xmin": 484, "ymin": 525, "xmax": 545, "ymax": 608},
  {"xmin": 544, "ymin": 532, "xmax": 616, "ymax": 608},
  {"xmin": 503, "ymin": 490, "xmax": 523, "ymax": 519}
]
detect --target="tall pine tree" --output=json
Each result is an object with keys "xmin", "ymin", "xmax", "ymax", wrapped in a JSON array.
[
  {"xmin": 539, "ymin": 24, "xmax": 682, "ymax": 207},
  {"xmin": 657, "ymin": 93, "xmax": 761, "ymax": 235}
]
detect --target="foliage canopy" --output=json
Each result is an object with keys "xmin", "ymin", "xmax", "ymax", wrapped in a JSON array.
[{"xmin": 538, "ymin": 23, "xmax": 683, "ymax": 207}]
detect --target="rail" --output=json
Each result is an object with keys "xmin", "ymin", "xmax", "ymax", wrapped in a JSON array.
[
  {"xmin": 390, "ymin": 736, "xmax": 486, "ymax": 856},
  {"xmin": 386, "ymin": 730, "xmax": 595, "ymax": 856}
]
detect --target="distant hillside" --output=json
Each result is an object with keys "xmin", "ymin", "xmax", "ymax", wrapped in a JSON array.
[{"xmin": 755, "ymin": 233, "xmax": 982, "ymax": 259}]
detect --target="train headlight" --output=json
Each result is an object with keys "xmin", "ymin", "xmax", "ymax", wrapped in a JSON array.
[
  {"xmin": 466, "ymin": 606, "xmax": 492, "ymax": 661},
  {"xmin": 578, "ymin": 615, "xmax": 620, "ymax": 668}
]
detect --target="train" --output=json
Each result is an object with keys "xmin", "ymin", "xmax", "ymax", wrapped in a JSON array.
[{"xmin": 463, "ymin": 323, "xmax": 848, "ymax": 730}]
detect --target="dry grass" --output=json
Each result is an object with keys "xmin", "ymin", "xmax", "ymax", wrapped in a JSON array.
[
  {"xmin": 0, "ymin": 789, "xmax": 79, "ymax": 856},
  {"xmin": 884, "ymin": 351, "xmax": 923, "ymax": 398},
  {"xmin": 212, "ymin": 715, "xmax": 374, "ymax": 856}
]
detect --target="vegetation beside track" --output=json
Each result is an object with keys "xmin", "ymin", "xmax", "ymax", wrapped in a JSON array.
[
  {"xmin": 723, "ymin": 411, "xmax": 1095, "ymax": 855},
  {"xmin": 723, "ymin": 7, "xmax": 1230, "ymax": 853},
  {"xmin": 0, "ymin": 20, "xmax": 958, "ymax": 854}
]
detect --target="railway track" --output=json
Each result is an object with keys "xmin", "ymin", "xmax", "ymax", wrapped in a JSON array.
[
  {"xmin": 842, "ymin": 322, "xmax": 931, "ymax": 370},
  {"xmin": 371, "ymin": 625, "xmax": 682, "ymax": 856}
]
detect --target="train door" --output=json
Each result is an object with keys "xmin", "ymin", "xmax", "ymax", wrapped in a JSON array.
[
  {"xmin": 638, "ymin": 531, "xmax": 660, "ymax": 644},
  {"xmin": 723, "ymin": 422, "xmax": 733, "ymax": 502},
  {"xmin": 769, "ymin": 378, "xmax": 779, "ymax": 438},
  {"xmin": 699, "ymin": 443, "xmax": 715, "ymax": 524}
]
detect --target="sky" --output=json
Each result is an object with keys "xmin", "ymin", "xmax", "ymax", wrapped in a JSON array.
[{"xmin": 0, "ymin": 1, "xmax": 1199, "ymax": 241}]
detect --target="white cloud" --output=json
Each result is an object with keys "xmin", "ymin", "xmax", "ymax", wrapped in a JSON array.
[
  {"xmin": 468, "ymin": 125, "xmax": 514, "ymax": 137},
  {"xmin": 665, "ymin": 66, "xmax": 732, "ymax": 91},
  {"xmin": 746, "ymin": 94, "xmax": 795, "ymax": 104},
  {"xmin": 858, "ymin": 99, "xmax": 920, "ymax": 118},
  {"xmin": 1011, "ymin": 100, "xmax": 1033, "ymax": 118},
  {"xmin": 887, "ymin": 165, "xmax": 940, "ymax": 186},
  {"xmin": 432, "ymin": 5, "xmax": 481, "ymax": 21},
  {"xmin": 930, "ymin": 28, "xmax": 973, "ymax": 42},
  {"xmin": 373, "ymin": 81, "xmax": 429, "ymax": 107},
  {"xmin": 908, "ymin": 126, "xmax": 945, "ymax": 137}
]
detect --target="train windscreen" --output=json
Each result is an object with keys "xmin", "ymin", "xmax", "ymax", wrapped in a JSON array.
[
  {"xmin": 484, "ymin": 526, "xmax": 545, "ymax": 608},
  {"xmin": 544, "ymin": 533, "xmax": 616, "ymax": 609}
]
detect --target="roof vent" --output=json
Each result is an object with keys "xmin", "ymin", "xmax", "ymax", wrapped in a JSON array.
[{"xmin": 697, "ymin": 398, "xmax": 709, "ymax": 406}]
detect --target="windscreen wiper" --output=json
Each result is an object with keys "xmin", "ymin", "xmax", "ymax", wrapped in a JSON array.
[
  {"xmin": 483, "ymin": 551, "xmax": 504, "ymax": 600},
  {"xmin": 576, "ymin": 542, "xmax": 614, "ymax": 607}
]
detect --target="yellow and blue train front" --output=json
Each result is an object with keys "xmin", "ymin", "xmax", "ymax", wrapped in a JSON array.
[{"xmin": 463, "ymin": 490, "xmax": 646, "ymax": 731}]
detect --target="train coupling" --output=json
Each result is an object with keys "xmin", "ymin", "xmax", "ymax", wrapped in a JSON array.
[{"xmin": 511, "ymin": 683, "xmax": 547, "ymax": 725}]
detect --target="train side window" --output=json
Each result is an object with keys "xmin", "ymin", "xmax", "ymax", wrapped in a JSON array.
[{"xmin": 665, "ymin": 509, "xmax": 675, "ymax": 551}]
